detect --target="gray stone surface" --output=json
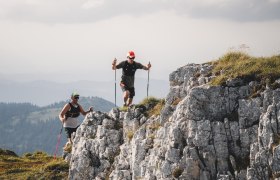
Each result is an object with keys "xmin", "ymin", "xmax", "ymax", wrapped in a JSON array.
[{"xmin": 68, "ymin": 63, "xmax": 280, "ymax": 180}]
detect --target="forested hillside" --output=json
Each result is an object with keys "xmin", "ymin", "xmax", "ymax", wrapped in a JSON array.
[{"xmin": 0, "ymin": 97, "xmax": 114, "ymax": 155}]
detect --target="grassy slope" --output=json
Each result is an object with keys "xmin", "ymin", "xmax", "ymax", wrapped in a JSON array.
[
  {"xmin": 0, "ymin": 149, "xmax": 68, "ymax": 180},
  {"xmin": 210, "ymin": 52, "xmax": 280, "ymax": 86}
]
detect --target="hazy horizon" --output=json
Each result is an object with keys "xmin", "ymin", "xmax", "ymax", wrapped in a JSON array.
[
  {"xmin": 0, "ymin": 0, "xmax": 279, "ymax": 83},
  {"xmin": 0, "ymin": 77, "xmax": 169, "ymax": 107}
]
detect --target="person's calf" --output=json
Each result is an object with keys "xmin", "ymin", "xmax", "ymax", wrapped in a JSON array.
[
  {"xmin": 127, "ymin": 98, "xmax": 133, "ymax": 106},
  {"xmin": 123, "ymin": 91, "xmax": 130, "ymax": 98},
  {"xmin": 123, "ymin": 91, "xmax": 130, "ymax": 105}
]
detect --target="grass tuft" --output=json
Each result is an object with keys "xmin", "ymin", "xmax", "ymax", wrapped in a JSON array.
[
  {"xmin": 147, "ymin": 122, "xmax": 161, "ymax": 131},
  {"xmin": 136, "ymin": 97, "xmax": 165, "ymax": 117},
  {"xmin": 118, "ymin": 97, "xmax": 165, "ymax": 117},
  {"xmin": 127, "ymin": 130, "xmax": 134, "ymax": 142},
  {"xmin": 138, "ymin": 97, "xmax": 161, "ymax": 107},
  {"xmin": 210, "ymin": 51, "xmax": 280, "ymax": 86},
  {"xmin": 119, "ymin": 106, "xmax": 129, "ymax": 111},
  {"xmin": 171, "ymin": 97, "xmax": 182, "ymax": 106}
]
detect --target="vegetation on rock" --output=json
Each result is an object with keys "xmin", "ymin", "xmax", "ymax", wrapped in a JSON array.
[
  {"xmin": 136, "ymin": 97, "xmax": 165, "ymax": 117},
  {"xmin": 210, "ymin": 51, "xmax": 280, "ymax": 86},
  {"xmin": 0, "ymin": 149, "xmax": 68, "ymax": 180}
]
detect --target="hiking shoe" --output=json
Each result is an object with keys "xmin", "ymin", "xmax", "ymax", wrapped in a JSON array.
[
  {"xmin": 62, "ymin": 152, "xmax": 67, "ymax": 159},
  {"xmin": 128, "ymin": 104, "xmax": 135, "ymax": 108},
  {"xmin": 63, "ymin": 142, "xmax": 72, "ymax": 153}
]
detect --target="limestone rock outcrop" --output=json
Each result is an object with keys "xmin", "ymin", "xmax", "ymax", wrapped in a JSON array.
[{"xmin": 69, "ymin": 63, "xmax": 280, "ymax": 179}]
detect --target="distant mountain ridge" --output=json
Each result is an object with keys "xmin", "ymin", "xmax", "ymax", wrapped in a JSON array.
[
  {"xmin": 0, "ymin": 97, "xmax": 114, "ymax": 155},
  {"xmin": 0, "ymin": 78, "xmax": 169, "ymax": 106}
]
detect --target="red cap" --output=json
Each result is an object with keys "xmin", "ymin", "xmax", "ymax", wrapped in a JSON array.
[{"xmin": 127, "ymin": 51, "xmax": 135, "ymax": 58}]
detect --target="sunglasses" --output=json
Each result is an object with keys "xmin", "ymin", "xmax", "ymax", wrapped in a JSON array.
[
  {"xmin": 74, "ymin": 96, "xmax": 79, "ymax": 99},
  {"xmin": 128, "ymin": 57, "xmax": 135, "ymax": 60}
]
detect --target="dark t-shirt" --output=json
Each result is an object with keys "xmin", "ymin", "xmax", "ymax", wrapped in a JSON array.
[{"xmin": 116, "ymin": 60, "xmax": 144, "ymax": 88}]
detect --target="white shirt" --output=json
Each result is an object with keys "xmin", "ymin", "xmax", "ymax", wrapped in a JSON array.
[{"xmin": 63, "ymin": 117, "xmax": 78, "ymax": 128}]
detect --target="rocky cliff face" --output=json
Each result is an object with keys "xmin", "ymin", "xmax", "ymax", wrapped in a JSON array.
[{"xmin": 69, "ymin": 63, "xmax": 280, "ymax": 179}]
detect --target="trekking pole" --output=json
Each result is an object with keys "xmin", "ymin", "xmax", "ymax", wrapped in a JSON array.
[
  {"xmin": 54, "ymin": 123, "xmax": 63, "ymax": 159},
  {"xmin": 147, "ymin": 61, "xmax": 150, "ymax": 99},
  {"xmin": 114, "ymin": 58, "xmax": 117, "ymax": 107}
]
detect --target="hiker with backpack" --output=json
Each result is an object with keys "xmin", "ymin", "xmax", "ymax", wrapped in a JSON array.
[
  {"xmin": 59, "ymin": 92, "xmax": 93, "ymax": 151},
  {"xmin": 112, "ymin": 51, "xmax": 151, "ymax": 107}
]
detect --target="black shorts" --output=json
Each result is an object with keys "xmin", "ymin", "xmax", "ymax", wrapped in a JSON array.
[
  {"xmin": 121, "ymin": 85, "xmax": 135, "ymax": 98},
  {"xmin": 64, "ymin": 126, "xmax": 79, "ymax": 139}
]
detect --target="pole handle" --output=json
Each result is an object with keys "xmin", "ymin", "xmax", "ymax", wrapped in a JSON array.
[
  {"xmin": 147, "ymin": 61, "xmax": 150, "ymax": 99},
  {"xmin": 114, "ymin": 58, "xmax": 117, "ymax": 107}
]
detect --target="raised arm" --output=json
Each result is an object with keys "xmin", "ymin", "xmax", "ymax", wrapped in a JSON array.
[
  {"xmin": 112, "ymin": 58, "xmax": 117, "ymax": 70},
  {"xmin": 79, "ymin": 104, "xmax": 93, "ymax": 116},
  {"xmin": 143, "ymin": 62, "xmax": 151, "ymax": 70}
]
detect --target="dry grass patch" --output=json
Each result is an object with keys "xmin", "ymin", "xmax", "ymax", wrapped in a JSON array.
[
  {"xmin": 0, "ymin": 149, "xmax": 69, "ymax": 180},
  {"xmin": 137, "ymin": 97, "xmax": 165, "ymax": 117},
  {"xmin": 171, "ymin": 97, "xmax": 182, "ymax": 106},
  {"xmin": 210, "ymin": 52, "xmax": 280, "ymax": 86},
  {"xmin": 147, "ymin": 122, "xmax": 161, "ymax": 131},
  {"xmin": 127, "ymin": 130, "xmax": 134, "ymax": 142}
]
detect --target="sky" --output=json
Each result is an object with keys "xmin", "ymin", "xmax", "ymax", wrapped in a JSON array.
[{"xmin": 0, "ymin": 0, "xmax": 280, "ymax": 83}]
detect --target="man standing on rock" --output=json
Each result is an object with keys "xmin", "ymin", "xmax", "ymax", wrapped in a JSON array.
[
  {"xmin": 112, "ymin": 51, "xmax": 151, "ymax": 107},
  {"xmin": 59, "ymin": 92, "xmax": 93, "ymax": 151}
]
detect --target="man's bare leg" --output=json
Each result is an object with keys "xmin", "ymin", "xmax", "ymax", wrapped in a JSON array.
[
  {"xmin": 123, "ymin": 90, "xmax": 130, "ymax": 106},
  {"xmin": 63, "ymin": 138, "xmax": 72, "ymax": 151},
  {"xmin": 127, "ymin": 98, "xmax": 133, "ymax": 106}
]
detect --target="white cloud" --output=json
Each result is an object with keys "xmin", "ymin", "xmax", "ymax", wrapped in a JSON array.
[
  {"xmin": 25, "ymin": 0, "xmax": 41, "ymax": 5},
  {"xmin": 1, "ymin": 11, "xmax": 279, "ymax": 79},
  {"xmin": 269, "ymin": 0, "xmax": 280, "ymax": 3},
  {"xmin": 81, "ymin": 0, "xmax": 105, "ymax": 9},
  {"xmin": 190, "ymin": 0, "xmax": 231, "ymax": 5},
  {"xmin": 0, "ymin": 0, "xmax": 280, "ymax": 23}
]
